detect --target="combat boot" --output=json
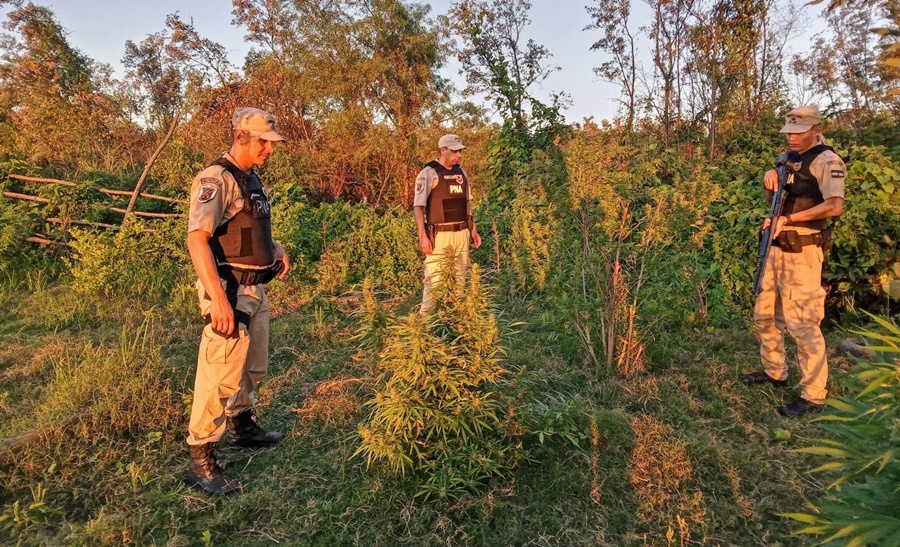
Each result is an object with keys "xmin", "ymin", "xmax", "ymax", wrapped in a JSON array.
[
  {"xmin": 226, "ymin": 409, "xmax": 284, "ymax": 448},
  {"xmin": 185, "ymin": 443, "xmax": 239, "ymax": 495}
]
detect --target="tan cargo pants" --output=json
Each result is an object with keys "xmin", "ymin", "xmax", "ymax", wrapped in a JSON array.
[
  {"xmin": 186, "ymin": 279, "xmax": 269, "ymax": 446},
  {"xmin": 753, "ymin": 232, "xmax": 828, "ymax": 403},
  {"xmin": 421, "ymin": 229, "xmax": 470, "ymax": 313}
]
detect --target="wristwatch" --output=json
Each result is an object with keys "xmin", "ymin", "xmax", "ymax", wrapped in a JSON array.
[{"xmin": 785, "ymin": 214, "xmax": 793, "ymax": 225}]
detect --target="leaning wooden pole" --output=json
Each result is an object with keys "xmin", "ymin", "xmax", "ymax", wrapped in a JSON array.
[{"xmin": 122, "ymin": 115, "xmax": 180, "ymax": 224}]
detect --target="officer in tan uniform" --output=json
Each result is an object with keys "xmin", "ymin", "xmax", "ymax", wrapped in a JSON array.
[
  {"xmin": 414, "ymin": 134, "xmax": 482, "ymax": 313},
  {"xmin": 741, "ymin": 106, "xmax": 846, "ymax": 417},
  {"xmin": 185, "ymin": 107, "xmax": 291, "ymax": 494}
]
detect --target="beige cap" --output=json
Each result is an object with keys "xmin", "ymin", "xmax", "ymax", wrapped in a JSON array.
[
  {"xmin": 438, "ymin": 134, "xmax": 465, "ymax": 151},
  {"xmin": 780, "ymin": 105, "xmax": 821, "ymax": 134},
  {"xmin": 232, "ymin": 107, "xmax": 285, "ymax": 141}
]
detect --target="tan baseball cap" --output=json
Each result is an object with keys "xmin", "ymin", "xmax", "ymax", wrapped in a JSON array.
[
  {"xmin": 232, "ymin": 107, "xmax": 285, "ymax": 141},
  {"xmin": 438, "ymin": 134, "xmax": 465, "ymax": 150},
  {"xmin": 780, "ymin": 105, "xmax": 821, "ymax": 134}
]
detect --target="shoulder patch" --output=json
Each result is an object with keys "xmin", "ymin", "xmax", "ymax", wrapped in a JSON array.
[
  {"xmin": 197, "ymin": 181, "xmax": 220, "ymax": 203},
  {"xmin": 200, "ymin": 177, "xmax": 222, "ymax": 187},
  {"xmin": 415, "ymin": 181, "xmax": 424, "ymax": 194},
  {"xmin": 830, "ymin": 170, "xmax": 845, "ymax": 178}
]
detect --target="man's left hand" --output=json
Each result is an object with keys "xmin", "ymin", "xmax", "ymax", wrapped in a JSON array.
[{"xmin": 471, "ymin": 230, "xmax": 482, "ymax": 249}]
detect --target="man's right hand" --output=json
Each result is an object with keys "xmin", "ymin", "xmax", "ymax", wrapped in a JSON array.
[
  {"xmin": 763, "ymin": 169, "xmax": 778, "ymax": 192},
  {"xmin": 419, "ymin": 234, "xmax": 433, "ymax": 255},
  {"xmin": 209, "ymin": 294, "xmax": 235, "ymax": 336}
]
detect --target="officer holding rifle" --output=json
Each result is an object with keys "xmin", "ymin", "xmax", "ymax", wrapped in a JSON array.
[{"xmin": 741, "ymin": 106, "xmax": 846, "ymax": 417}]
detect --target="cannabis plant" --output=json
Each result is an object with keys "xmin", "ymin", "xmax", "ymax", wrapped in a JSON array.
[
  {"xmin": 356, "ymin": 252, "xmax": 522, "ymax": 502},
  {"xmin": 783, "ymin": 313, "xmax": 900, "ymax": 546}
]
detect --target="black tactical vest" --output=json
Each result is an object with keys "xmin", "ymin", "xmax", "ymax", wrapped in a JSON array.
[
  {"xmin": 783, "ymin": 144, "xmax": 832, "ymax": 230},
  {"xmin": 424, "ymin": 161, "xmax": 469, "ymax": 224},
  {"xmin": 208, "ymin": 157, "xmax": 275, "ymax": 267}
]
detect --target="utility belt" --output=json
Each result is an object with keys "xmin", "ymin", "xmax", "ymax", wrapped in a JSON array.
[
  {"xmin": 217, "ymin": 261, "xmax": 284, "ymax": 286},
  {"xmin": 425, "ymin": 221, "xmax": 468, "ymax": 246},
  {"xmin": 201, "ymin": 261, "xmax": 282, "ymax": 338},
  {"xmin": 772, "ymin": 229, "xmax": 832, "ymax": 253},
  {"xmin": 429, "ymin": 221, "xmax": 468, "ymax": 233}
]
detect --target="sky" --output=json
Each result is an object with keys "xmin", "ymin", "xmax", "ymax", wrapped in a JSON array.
[{"xmin": 20, "ymin": 0, "xmax": 827, "ymax": 124}]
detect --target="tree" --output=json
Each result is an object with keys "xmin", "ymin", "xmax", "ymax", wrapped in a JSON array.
[
  {"xmin": 444, "ymin": 0, "xmax": 558, "ymax": 130},
  {"xmin": 0, "ymin": 2, "xmax": 136, "ymax": 172},
  {"xmin": 229, "ymin": 0, "xmax": 450, "ymax": 204},
  {"xmin": 122, "ymin": 14, "xmax": 236, "ymax": 130},
  {"xmin": 585, "ymin": 0, "xmax": 639, "ymax": 130}
]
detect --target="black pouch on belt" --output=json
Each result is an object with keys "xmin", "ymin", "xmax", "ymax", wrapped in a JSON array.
[
  {"xmin": 818, "ymin": 228, "xmax": 833, "ymax": 251},
  {"xmin": 426, "ymin": 224, "xmax": 436, "ymax": 247},
  {"xmin": 776, "ymin": 230, "xmax": 803, "ymax": 253}
]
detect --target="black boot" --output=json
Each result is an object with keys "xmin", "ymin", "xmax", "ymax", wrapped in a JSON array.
[
  {"xmin": 185, "ymin": 443, "xmax": 239, "ymax": 495},
  {"xmin": 226, "ymin": 409, "xmax": 284, "ymax": 448}
]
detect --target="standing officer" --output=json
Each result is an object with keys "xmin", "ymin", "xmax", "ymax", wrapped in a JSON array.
[
  {"xmin": 741, "ymin": 106, "xmax": 846, "ymax": 417},
  {"xmin": 414, "ymin": 134, "xmax": 482, "ymax": 313},
  {"xmin": 185, "ymin": 107, "xmax": 291, "ymax": 494}
]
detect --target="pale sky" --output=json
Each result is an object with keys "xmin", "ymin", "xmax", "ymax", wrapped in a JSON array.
[{"xmin": 19, "ymin": 1, "xmax": 825, "ymax": 123}]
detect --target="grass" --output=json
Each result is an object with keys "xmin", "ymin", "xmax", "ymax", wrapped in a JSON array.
[{"xmin": 0, "ymin": 271, "xmax": 858, "ymax": 546}]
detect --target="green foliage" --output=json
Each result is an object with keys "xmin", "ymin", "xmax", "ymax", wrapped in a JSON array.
[
  {"xmin": 355, "ymin": 260, "xmax": 523, "ymax": 502},
  {"xmin": 273, "ymin": 201, "xmax": 420, "ymax": 297},
  {"xmin": 829, "ymin": 146, "xmax": 900, "ymax": 309},
  {"xmin": 784, "ymin": 313, "xmax": 900, "ymax": 546},
  {"xmin": 0, "ymin": 484, "xmax": 61, "ymax": 539},
  {"xmin": 66, "ymin": 218, "xmax": 190, "ymax": 299}
]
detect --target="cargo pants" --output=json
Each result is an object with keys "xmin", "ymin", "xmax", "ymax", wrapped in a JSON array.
[
  {"xmin": 753, "ymin": 228, "xmax": 828, "ymax": 403},
  {"xmin": 186, "ymin": 279, "xmax": 269, "ymax": 445},
  {"xmin": 420, "ymin": 229, "xmax": 470, "ymax": 314}
]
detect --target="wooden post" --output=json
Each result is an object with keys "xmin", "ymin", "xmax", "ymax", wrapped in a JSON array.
[{"xmin": 123, "ymin": 115, "xmax": 180, "ymax": 224}]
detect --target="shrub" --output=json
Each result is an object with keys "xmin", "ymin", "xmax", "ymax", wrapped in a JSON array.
[
  {"xmin": 67, "ymin": 218, "xmax": 190, "ymax": 300},
  {"xmin": 273, "ymin": 200, "xmax": 420, "ymax": 297},
  {"xmin": 355, "ymin": 259, "xmax": 523, "ymax": 502}
]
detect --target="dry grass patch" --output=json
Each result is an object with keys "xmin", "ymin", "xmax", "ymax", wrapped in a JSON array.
[
  {"xmin": 629, "ymin": 414, "xmax": 707, "ymax": 541},
  {"xmin": 622, "ymin": 374, "xmax": 660, "ymax": 407},
  {"xmin": 293, "ymin": 377, "xmax": 364, "ymax": 427}
]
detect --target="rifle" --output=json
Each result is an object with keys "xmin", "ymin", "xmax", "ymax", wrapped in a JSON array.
[{"xmin": 752, "ymin": 153, "xmax": 790, "ymax": 295}]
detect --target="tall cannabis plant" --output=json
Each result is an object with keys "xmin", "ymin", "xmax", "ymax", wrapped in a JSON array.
[
  {"xmin": 356, "ymin": 252, "xmax": 521, "ymax": 502},
  {"xmin": 783, "ymin": 313, "xmax": 900, "ymax": 546}
]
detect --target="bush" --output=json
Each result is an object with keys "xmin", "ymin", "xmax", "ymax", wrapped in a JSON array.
[
  {"xmin": 355, "ymin": 260, "xmax": 524, "ymax": 502},
  {"xmin": 273, "ymin": 200, "xmax": 420, "ymax": 297},
  {"xmin": 828, "ymin": 145, "xmax": 900, "ymax": 311},
  {"xmin": 67, "ymin": 218, "xmax": 190, "ymax": 301}
]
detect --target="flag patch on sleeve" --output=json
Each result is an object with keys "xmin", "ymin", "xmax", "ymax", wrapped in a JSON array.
[
  {"xmin": 198, "ymin": 182, "xmax": 219, "ymax": 203},
  {"xmin": 831, "ymin": 170, "xmax": 845, "ymax": 178}
]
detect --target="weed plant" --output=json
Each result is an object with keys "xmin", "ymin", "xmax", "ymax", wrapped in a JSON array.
[{"xmin": 355, "ymin": 254, "xmax": 526, "ymax": 503}]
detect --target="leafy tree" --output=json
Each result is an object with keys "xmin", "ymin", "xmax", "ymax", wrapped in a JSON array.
[
  {"xmin": 229, "ymin": 0, "xmax": 451, "ymax": 204},
  {"xmin": 444, "ymin": 0, "xmax": 559, "ymax": 131},
  {"xmin": 122, "ymin": 14, "xmax": 236, "ymax": 130},
  {"xmin": 0, "ymin": 2, "xmax": 136, "ymax": 172},
  {"xmin": 584, "ymin": 0, "xmax": 639, "ymax": 130}
]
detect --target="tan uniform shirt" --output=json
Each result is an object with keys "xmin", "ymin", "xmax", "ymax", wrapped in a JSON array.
[
  {"xmin": 806, "ymin": 148, "xmax": 846, "ymax": 200},
  {"xmin": 188, "ymin": 152, "xmax": 249, "ymax": 236}
]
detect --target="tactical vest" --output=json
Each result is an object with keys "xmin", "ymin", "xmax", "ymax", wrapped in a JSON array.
[
  {"xmin": 783, "ymin": 144, "xmax": 832, "ymax": 230},
  {"xmin": 424, "ymin": 161, "xmax": 469, "ymax": 224},
  {"xmin": 208, "ymin": 157, "xmax": 275, "ymax": 268}
]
